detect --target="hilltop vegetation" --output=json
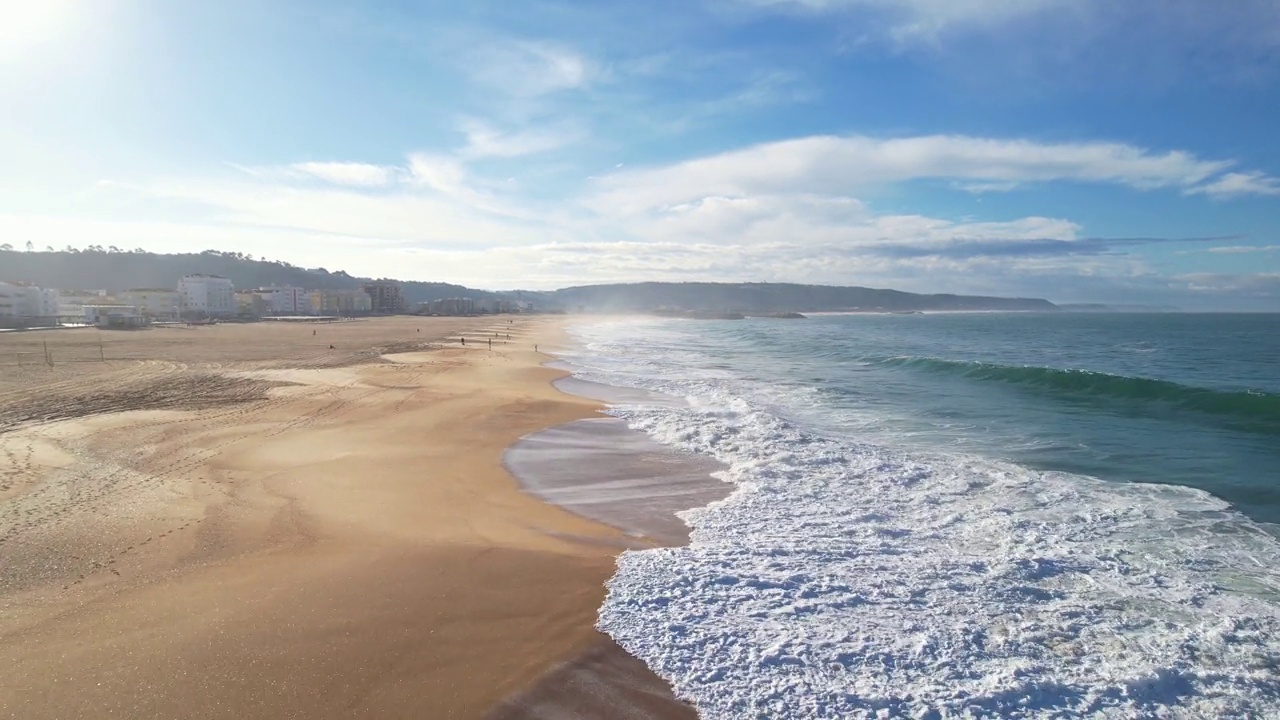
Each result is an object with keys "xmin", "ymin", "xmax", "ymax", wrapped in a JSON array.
[{"xmin": 0, "ymin": 248, "xmax": 496, "ymax": 305}]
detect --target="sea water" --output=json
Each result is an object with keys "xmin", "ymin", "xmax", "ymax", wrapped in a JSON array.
[{"xmin": 561, "ymin": 313, "xmax": 1280, "ymax": 719}]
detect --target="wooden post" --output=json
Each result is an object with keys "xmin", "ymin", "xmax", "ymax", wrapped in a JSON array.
[
  {"xmin": 44, "ymin": 340, "xmax": 50, "ymax": 366},
  {"xmin": 100, "ymin": 340, "xmax": 105, "ymax": 362}
]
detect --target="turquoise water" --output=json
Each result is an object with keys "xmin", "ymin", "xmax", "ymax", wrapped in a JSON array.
[
  {"xmin": 570, "ymin": 312, "xmax": 1280, "ymax": 718},
  {"xmin": 723, "ymin": 312, "xmax": 1280, "ymax": 525}
]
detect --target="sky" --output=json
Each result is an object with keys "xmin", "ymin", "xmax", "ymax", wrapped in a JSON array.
[{"xmin": 1, "ymin": 0, "xmax": 1278, "ymax": 309}]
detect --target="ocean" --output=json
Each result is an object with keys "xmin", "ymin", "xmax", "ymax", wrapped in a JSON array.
[{"xmin": 559, "ymin": 312, "xmax": 1280, "ymax": 719}]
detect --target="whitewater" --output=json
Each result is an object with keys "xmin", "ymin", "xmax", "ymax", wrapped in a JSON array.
[{"xmin": 564, "ymin": 314, "xmax": 1280, "ymax": 719}]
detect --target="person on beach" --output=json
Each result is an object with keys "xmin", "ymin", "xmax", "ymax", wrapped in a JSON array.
[
  {"xmin": 460, "ymin": 337, "xmax": 465, "ymax": 345},
  {"xmin": 488, "ymin": 338, "xmax": 492, "ymax": 349}
]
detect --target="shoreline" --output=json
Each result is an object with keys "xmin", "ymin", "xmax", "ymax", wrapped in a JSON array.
[
  {"xmin": 0, "ymin": 315, "xmax": 688, "ymax": 718},
  {"xmin": 492, "ymin": 322, "xmax": 734, "ymax": 719},
  {"xmin": 495, "ymin": 355, "xmax": 731, "ymax": 718},
  {"xmin": 493, "ymin": 415, "xmax": 728, "ymax": 719}
]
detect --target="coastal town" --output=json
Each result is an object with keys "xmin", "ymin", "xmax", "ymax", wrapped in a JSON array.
[{"xmin": 0, "ymin": 274, "xmax": 530, "ymax": 330}]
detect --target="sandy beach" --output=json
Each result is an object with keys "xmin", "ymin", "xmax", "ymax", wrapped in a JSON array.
[{"xmin": 0, "ymin": 316, "xmax": 695, "ymax": 719}]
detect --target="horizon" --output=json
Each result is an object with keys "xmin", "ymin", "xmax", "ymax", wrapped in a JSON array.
[
  {"xmin": 7, "ymin": 245, "xmax": 1280, "ymax": 312},
  {"xmin": 2, "ymin": 1, "xmax": 1278, "ymax": 310}
]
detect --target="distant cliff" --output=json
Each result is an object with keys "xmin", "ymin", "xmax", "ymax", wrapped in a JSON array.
[{"xmin": 545, "ymin": 282, "xmax": 1057, "ymax": 313}]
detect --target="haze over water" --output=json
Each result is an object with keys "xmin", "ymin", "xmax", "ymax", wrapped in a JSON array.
[{"xmin": 565, "ymin": 312, "xmax": 1280, "ymax": 718}]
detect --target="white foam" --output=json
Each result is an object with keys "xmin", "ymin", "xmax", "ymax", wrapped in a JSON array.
[{"xmin": 570, "ymin": 321, "xmax": 1280, "ymax": 719}]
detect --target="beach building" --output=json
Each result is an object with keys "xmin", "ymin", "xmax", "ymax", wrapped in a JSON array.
[
  {"xmin": 255, "ymin": 286, "xmax": 312, "ymax": 315},
  {"xmin": 177, "ymin": 274, "xmax": 235, "ymax": 318},
  {"xmin": 426, "ymin": 297, "xmax": 476, "ymax": 316},
  {"xmin": 117, "ymin": 289, "xmax": 181, "ymax": 320},
  {"xmin": 57, "ymin": 289, "xmax": 110, "ymax": 320},
  {"xmin": 235, "ymin": 291, "xmax": 269, "ymax": 318},
  {"xmin": 309, "ymin": 289, "xmax": 373, "ymax": 315},
  {"xmin": 470, "ymin": 298, "xmax": 521, "ymax": 314},
  {"xmin": 82, "ymin": 304, "xmax": 147, "ymax": 328},
  {"xmin": 0, "ymin": 282, "xmax": 61, "ymax": 327},
  {"xmin": 0, "ymin": 283, "xmax": 16, "ymax": 320},
  {"xmin": 363, "ymin": 281, "xmax": 405, "ymax": 314}
]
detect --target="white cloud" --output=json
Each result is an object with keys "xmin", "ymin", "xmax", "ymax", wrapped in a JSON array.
[
  {"xmin": 955, "ymin": 180, "xmax": 1022, "ymax": 194},
  {"xmin": 589, "ymin": 134, "xmax": 1234, "ymax": 215},
  {"xmin": 456, "ymin": 118, "xmax": 580, "ymax": 159},
  {"xmin": 229, "ymin": 161, "xmax": 398, "ymax": 187},
  {"xmin": 11, "ymin": 129, "xmax": 1274, "ymax": 308},
  {"xmin": 288, "ymin": 162, "xmax": 396, "ymax": 187},
  {"xmin": 1174, "ymin": 272, "xmax": 1280, "ymax": 296},
  {"xmin": 1186, "ymin": 171, "xmax": 1280, "ymax": 199},
  {"xmin": 1207, "ymin": 244, "xmax": 1280, "ymax": 254},
  {"xmin": 742, "ymin": 0, "xmax": 1071, "ymax": 40},
  {"xmin": 464, "ymin": 41, "xmax": 593, "ymax": 97}
]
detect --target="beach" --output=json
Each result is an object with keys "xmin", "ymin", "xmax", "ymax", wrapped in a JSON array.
[{"xmin": 0, "ymin": 316, "xmax": 697, "ymax": 719}]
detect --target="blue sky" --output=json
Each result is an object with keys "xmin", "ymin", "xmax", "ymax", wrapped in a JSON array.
[{"xmin": 1, "ymin": 0, "xmax": 1278, "ymax": 308}]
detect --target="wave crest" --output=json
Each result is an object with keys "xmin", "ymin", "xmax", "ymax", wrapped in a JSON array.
[{"xmin": 878, "ymin": 357, "xmax": 1280, "ymax": 430}]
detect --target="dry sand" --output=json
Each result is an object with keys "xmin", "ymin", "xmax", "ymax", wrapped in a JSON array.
[{"xmin": 0, "ymin": 317, "xmax": 693, "ymax": 719}]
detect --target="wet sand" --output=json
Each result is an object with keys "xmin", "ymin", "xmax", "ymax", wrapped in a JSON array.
[
  {"xmin": 506, "ymin": 417, "xmax": 726, "ymax": 546},
  {"xmin": 0, "ymin": 316, "xmax": 667, "ymax": 718},
  {"xmin": 494, "ymin": 379, "xmax": 732, "ymax": 720}
]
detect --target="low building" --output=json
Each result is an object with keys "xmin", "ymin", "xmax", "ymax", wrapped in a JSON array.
[
  {"xmin": 178, "ymin": 274, "xmax": 235, "ymax": 318},
  {"xmin": 83, "ymin": 304, "xmax": 147, "ymax": 328},
  {"xmin": 57, "ymin": 289, "xmax": 110, "ymax": 319},
  {"xmin": 117, "ymin": 289, "xmax": 180, "ymax": 319}
]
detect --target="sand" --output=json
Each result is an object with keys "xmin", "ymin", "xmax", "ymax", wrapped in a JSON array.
[{"xmin": 0, "ymin": 317, "xmax": 693, "ymax": 719}]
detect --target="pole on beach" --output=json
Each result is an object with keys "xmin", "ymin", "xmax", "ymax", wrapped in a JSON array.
[{"xmin": 43, "ymin": 340, "xmax": 51, "ymax": 366}]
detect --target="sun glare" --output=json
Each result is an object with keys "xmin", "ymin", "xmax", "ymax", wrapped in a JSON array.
[{"xmin": 0, "ymin": 0, "xmax": 78, "ymax": 62}]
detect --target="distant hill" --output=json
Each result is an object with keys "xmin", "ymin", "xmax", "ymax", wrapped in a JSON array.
[
  {"xmin": 0, "ymin": 249, "xmax": 497, "ymax": 305},
  {"xmin": 1058, "ymin": 303, "xmax": 1181, "ymax": 313},
  {"xmin": 0, "ymin": 250, "xmax": 1058, "ymax": 313},
  {"xmin": 544, "ymin": 282, "xmax": 1057, "ymax": 313}
]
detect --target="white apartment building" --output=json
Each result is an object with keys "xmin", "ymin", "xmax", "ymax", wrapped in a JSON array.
[
  {"xmin": 0, "ymin": 282, "xmax": 60, "ymax": 322},
  {"xmin": 0, "ymin": 281, "xmax": 22, "ymax": 319},
  {"xmin": 177, "ymin": 274, "xmax": 236, "ymax": 317},
  {"xmin": 256, "ymin": 286, "xmax": 311, "ymax": 315}
]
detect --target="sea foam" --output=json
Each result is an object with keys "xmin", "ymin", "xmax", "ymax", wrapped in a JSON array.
[{"xmin": 568, "ymin": 322, "xmax": 1280, "ymax": 719}]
